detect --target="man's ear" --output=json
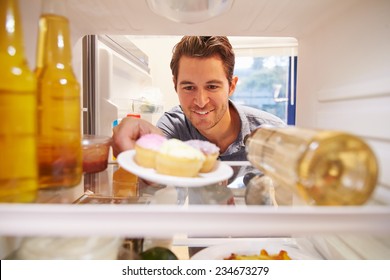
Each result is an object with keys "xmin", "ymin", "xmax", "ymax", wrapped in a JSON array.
[{"xmin": 229, "ymin": 76, "xmax": 239, "ymax": 97}]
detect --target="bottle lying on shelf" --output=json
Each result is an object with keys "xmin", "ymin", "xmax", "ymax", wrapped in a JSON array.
[{"xmin": 245, "ymin": 125, "xmax": 379, "ymax": 206}]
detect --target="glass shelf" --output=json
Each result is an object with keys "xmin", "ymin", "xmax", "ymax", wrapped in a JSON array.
[{"xmin": 1, "ymin": 162, "xmax": 389, "ymax": 260}]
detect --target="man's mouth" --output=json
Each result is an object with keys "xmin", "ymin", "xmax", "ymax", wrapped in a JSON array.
[
  {"xmin": 195, "ymin": 110, "xmax": 209, "ymax": 115},
  {"xmin": 192, "ymin": 108, "xmax": 214, "ymax": 117}
]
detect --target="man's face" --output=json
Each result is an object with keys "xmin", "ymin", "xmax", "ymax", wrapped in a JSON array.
[{"xmin": 175, "ymin": 55, "xmax": 237, "ymax": 134}]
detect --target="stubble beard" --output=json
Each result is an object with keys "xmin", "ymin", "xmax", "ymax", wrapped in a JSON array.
[{"xmin": 188, "ymin": 102, "xmax": 228, "ymax": 133}]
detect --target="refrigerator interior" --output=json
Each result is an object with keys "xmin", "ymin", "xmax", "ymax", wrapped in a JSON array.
[
  {"xmin": 2, "ymin": 0, "xmax": 389, "ymax": 259},
  {"xmin": 82, "ymin": 35, "xmax": 165, "ymax": 138}
]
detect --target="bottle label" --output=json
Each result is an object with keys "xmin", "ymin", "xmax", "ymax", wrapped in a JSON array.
[{"xmin": 246, "ymin": 126, "xmax": 317, "ymax": 187}]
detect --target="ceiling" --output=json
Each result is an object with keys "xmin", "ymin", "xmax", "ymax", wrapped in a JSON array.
[{"xmin": 60, "ymin": 0, "xmax": 359, "ymax": 39}]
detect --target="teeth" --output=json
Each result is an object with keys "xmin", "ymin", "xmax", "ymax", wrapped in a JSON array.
[{"xmin": 196, "ymin": 111, "xmax": 208, "ymax": 115}]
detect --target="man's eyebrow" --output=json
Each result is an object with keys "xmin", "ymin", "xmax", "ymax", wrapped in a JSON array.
[
  {"xmin": 179, "ymin": 80, "xmax": 195, "ymax": 85},
  {"xmin": 206, "ymin": 80, "xmax": 224, "ymax": 85},
  {"xmin": 178, "ymin": 79, "xmax": 224, "ymax": 85}
]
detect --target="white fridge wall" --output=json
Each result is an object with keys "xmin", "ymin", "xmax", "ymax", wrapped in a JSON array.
[
  {"xmin": 296, "ymin": 0, "xmax": 390, "ymax": 130},
  {"xmin": 95, "ymin": 47, "xmax": 117, "ymax": 137},
  {"xmin": 295, "ymin": 0, "xmax": 390, "ymax": 259},
  {"xmin": 129, "ymin": 36, "xmax": 180, "ymax": 116},
  {"xmin": 296, "ymin": 0, "xmax": 390, "ymax": 196}
]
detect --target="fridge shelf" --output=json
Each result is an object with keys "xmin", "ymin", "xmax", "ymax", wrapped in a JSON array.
[{"xmin": 0, "ymin": 204, "xmax": 389, "ymax": 238}]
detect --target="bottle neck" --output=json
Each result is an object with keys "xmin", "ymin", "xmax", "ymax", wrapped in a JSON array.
[
  {"xmin": 36, "ymin": 0, "xmax": 73, "ymax": 72},
  {"xmin": 0, "ymin": 0, "xmax": 25, "ymax": 61},
  {"xmin": 38, "ymin": 13, "xmax": 73, "ymax": 68},
  {"xmin": 41, "ymin": 0, "xmax": 67, "ymax": 16}
]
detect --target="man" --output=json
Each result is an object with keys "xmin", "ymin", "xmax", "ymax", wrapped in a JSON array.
[{"xmin": 112, "ymin": 36, "xmax": 284, "ymax": 161}]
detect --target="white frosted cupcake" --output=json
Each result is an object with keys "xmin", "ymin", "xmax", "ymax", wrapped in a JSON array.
[
  {"xmin": 186, "ymin": 140, "xmax": 220, "ymax": 172},
  {"xmin": 155, "ymin": 139, "xmax": 205, "ymax": 177}
]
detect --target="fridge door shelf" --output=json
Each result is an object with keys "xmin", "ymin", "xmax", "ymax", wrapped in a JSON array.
[{"xmin": 0, "ymin": 204, "xmax": 389, "ymax": 238}]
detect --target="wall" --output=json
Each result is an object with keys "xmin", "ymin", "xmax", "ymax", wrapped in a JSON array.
[
  {"xmin": 294, "ymin": 2, "xmax": 390, "ymax": 257},
  {"xmin": 296, "ymin": 0, "xmax": 390, "ymax": 203},
  {"xmin": 129, "ymin": 36, "xmax": 181, "ymax": 116}
]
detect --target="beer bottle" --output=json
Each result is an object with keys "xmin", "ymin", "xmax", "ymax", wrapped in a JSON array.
[
  {"xmin": 36, "ymin": 0, "xmax": 82, "ymax": 189},
  {"xmin": 245, "ymin": 125, "xmax": 379, "ymax": 205},
  {"xmin": 0, "ymin": 0, "xmax": 38, "ymax": 202}
]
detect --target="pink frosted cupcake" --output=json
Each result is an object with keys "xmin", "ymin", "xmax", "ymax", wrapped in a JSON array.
[
  {"xmin": 185, "ymin": 140, "xmax": 220, "ymax": 172},
  {"xmin": 134, "ymin": 134, "xmax": 167, "ymax": 168}
]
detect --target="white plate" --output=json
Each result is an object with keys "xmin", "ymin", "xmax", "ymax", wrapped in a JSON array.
[
  {"xmin": 117, "ymin": 150, "xmax": 234, "ymax": 187},
  {"xmin": 191, "ymin": 240, "xmax": 322, "ymax": 260}
]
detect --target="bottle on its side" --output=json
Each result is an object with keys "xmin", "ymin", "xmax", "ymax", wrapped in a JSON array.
[{"xmin": 245, "ymin": 125, "xmax": 379, "ymax": 205}]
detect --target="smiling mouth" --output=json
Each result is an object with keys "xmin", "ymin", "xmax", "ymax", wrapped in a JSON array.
[{"xmin": 193, "ymin": 109, "xmax": 213, "ymax": 116}]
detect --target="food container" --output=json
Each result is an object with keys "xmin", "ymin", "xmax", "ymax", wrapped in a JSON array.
[
  {"xmin": 16, "ymin": 236, "xmax": 123, "ymax": 260},
  {"xmin": 82, "ymin": 135, "xmax": 112, "ymax": 173}
]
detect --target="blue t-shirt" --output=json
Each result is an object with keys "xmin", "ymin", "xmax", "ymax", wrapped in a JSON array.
[{"xmin": 156, "ymin": 100, "xmax": 285, "ymax": 161}]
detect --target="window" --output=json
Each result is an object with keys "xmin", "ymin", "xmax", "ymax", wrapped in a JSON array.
[{"xmin": 230, "ymin": 37, "xmax": 298, "ymax": 125}]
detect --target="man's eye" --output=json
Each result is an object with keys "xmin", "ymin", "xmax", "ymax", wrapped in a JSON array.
[
  {"xmin": 183, "ymin": 86, "xmax": 195, "ymax": 91},
  {"xmin": 208, "ymin": 85, "xmax": 219, "ymax": 90}
]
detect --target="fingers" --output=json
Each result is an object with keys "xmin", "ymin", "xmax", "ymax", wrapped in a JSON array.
[
  {"xmin": 138, "ymin": 121, "xmax": 164, "ymax": 136},
  {"xmin": 112, "ymin": 118, "xmax": 138, "ymax": 157},
  {"xmin": 112, "ymin": 127, "xmax": 134, "ymax": 157},
  {"xmin": 112, "ymin": 117, "xmax": 163, "ymax": 157}
]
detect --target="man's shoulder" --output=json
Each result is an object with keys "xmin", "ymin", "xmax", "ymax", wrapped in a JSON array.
[
  {"xmin": 156, "ymin": 105, "xmax": 187, "ymax": 131},
  {"xmin": 158, "ymin": 105, "xmax": 185, "ymax": 123},
  {"xmin": 157, "ymin": 106, "xmax": 199, "ymax": 139},
  {"xmin": 166, "ymin": 105, "xmax": 184, "ymax": 114},
  {"xmin": 236, "ymin": 104, "xmax": 263, "ymax": 114},
  {"xmin": 235, "ymin": 103, "xmax": 285, "ymax": 126}
]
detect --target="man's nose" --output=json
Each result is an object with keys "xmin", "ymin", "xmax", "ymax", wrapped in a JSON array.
[{"xmin": 194, "ymin": 89, "xmax": 209, "ymax": 107}]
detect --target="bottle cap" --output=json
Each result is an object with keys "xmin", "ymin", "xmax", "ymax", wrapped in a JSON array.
[
  {"xmin": 127, "ymin": 113, "xmax": 141, "ymax": 119},
  {"xmin": 112, "ymin": 119, "xmax": 121, "ymax": 127}
]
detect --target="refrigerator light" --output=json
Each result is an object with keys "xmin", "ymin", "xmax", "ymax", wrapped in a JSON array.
[{"xmin": 146, "ymin": 0, "xmax": 234, "ymax": 24}]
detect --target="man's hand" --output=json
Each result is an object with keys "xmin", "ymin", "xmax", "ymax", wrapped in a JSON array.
[{"xmin": 112, "ymin": 117, "xmax": 164, "ymax": 157}]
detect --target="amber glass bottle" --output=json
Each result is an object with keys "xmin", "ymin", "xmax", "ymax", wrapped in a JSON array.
[
  {"xmin": 112, "ymin": 166, "xmax": 139, "ymax": 197},
  {"xmin": 113, "ymin": 114, "xmax": 140, "ymax": 197},
  {"xmin": 245, "ymin": 125, "xmax": 379, "ymax": 205},
  {"xmin": 36, "ymin": 0, "xmax": 82, "ymax": 189},
  {"xmin": 0, "ymin": 0, "xmax": 38, "ymax": 202}
]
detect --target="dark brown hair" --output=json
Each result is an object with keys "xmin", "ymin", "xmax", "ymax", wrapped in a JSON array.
[{"xmin": 170, "ymin": 36, "xmax": 235, "ymax": 89}]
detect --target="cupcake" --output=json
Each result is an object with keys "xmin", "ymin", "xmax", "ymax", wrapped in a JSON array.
[
  {"xmin": 155, "ymin": 139, "xmax": 205, "ymax": 177},
  {"xmin": 186, "ymin": 140, "xmax": 220, "ymax": 172},
  {"xmin": 134, "ymin": 134, "xmax": 167, "ymax": 168}
]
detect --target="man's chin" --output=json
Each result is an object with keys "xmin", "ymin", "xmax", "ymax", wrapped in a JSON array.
[{"xmin": 192, "ymin": 121, "xmax": 215, "ymax": 132}]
